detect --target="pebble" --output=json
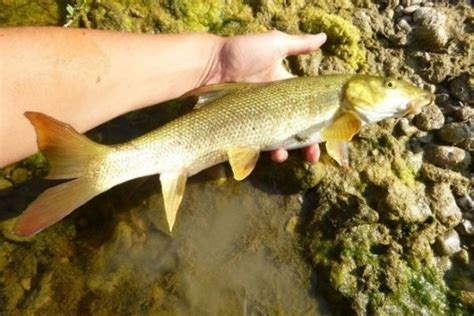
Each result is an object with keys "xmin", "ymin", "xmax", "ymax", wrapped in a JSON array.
[
  {"xmin": 438, "ymin": 122, "xmax": 472, "ymax": 144},
  {"xmin": 399, "ymin": 117, "xmax": 418, "ymax": 136},
  {"xmin": 414, "ymin": 104, "xmax": 445, "ymax": 131},
  {"xmin": 429, "ymin": 183, "xmax": 462, "ymax": 228},
  {"xmin": 423, "ymin": 144, "xmax": 471, "ymax": 171},
  {"xmin": 403, "ymin": 5, "xmax": 420, "ymax": 14},
  {"xmin": 397, "ymin": 18, "xmax": 412, "ymax": 33},
  {"xmin": 460, "ymin": 219, "xmax": 474, "ymax": 236},
  {"xmin": 435, "ymin": 230, "xmax": 461, "ymax": 256},
  {"xmin": 415, "ymin": 130, "xmax": 434, "ymax": 144},
  {"xmin": 449, "ymin": 74, "xmax": 472, "ymax": 103},
  {"xmin": 455, "ymin": 106, "xmax": 474, "ymax": 121},
  {"xmin": 457, "ymin": 194, "xmax": 474, "ymax": 217},
  {"xmin": 412, "ymin": 8, "xmax": 449, "ymax": 50}
]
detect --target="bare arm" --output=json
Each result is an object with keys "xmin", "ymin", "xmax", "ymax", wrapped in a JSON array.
[
  {"xmin": 0, "ymin": 27, "xmax": 326, "ymax": 167},
  {"xmin": 1, "ymin": 27, "xmax": 223, "ymax": 166}
]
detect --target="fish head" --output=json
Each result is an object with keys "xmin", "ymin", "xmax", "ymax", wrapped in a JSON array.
[{"xmin": 344, "ymin": 76, "xmax": 434, "ymax": 123}]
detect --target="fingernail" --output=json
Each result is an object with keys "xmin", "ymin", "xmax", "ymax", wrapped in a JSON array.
[{"xmin": 271, "ymin": 149, "xmax": 288, "ymax": 163}]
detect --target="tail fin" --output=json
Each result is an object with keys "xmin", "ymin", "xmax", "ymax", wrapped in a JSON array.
[
  {"xmin": 24, "ymin": 112, "xmax": 108, "ymax": 179},
  {"xmin": 13, "ymin": 178, "xmax": 99, "ymax": 236},
  {"xmin": 13, "ymin": 112, "xmax": 110, "ymax": 236}
]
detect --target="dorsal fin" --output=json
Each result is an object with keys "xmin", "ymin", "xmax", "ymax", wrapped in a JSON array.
[{"xmin": 181, "ymin": 82, "xmax": 260, "ymax": 108}]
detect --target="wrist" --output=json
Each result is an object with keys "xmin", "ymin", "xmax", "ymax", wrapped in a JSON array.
[{"xmin": 201, "ymin": 34, "xmax": 227, "ymax": 85}]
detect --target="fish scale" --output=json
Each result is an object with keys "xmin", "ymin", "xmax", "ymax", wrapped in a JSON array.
[{"xmin": 121, "ymin": 75, "xmax": 347, "ymax": 178}]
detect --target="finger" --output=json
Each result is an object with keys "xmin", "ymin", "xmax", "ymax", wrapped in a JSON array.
[
  {"xmin": 271, "ymin": 148, "xmax": 288, "ymax": 163},
  {"xmin": 283, "ymin": 33, "xmax": 327, "ymax": 56},
  {"xmin": 303, "ymin": 144, "xmax": 320, "ymax": 163}
]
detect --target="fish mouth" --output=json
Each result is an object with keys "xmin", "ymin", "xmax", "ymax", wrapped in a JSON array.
[{"xmin": 405, "ymin": 92, "xmax": 435, "ymax": 115}]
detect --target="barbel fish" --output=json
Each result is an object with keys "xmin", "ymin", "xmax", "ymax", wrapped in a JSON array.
[{"xmin": 13, "ymin": 75, "xmax": 434, "ymax": 236}]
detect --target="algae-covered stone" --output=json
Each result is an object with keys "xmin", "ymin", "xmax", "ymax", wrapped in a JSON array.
[
  {"xmin": 383, "ymin": 180, "xmax": 431, "ymax": 223},
  {"xmin": 300, "ymin": 7, "xmax": 366, "ymax": 70},
  {"xmin": 428, "ymin": 183, "xmax": 462, "ymax": 229},
  {"xmin": 0, "ymin": 177, "xmax": 13, "ymax": 190},
  {"xmin": 11, "ymin": 167, "xmax": 31, "ymax": 184}
]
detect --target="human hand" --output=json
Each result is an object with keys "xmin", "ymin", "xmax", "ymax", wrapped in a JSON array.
[{"xmin": 207, "ymin": 30, "xmax": 326, "ymax": 164}]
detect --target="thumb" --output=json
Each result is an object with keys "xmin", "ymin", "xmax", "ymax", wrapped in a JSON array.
[{"xmin": 283, "ymin": 33, "xmax": 327, "ymax": 56}]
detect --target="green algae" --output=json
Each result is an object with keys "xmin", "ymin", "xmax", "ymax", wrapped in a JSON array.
[
  {"xmin": 300, "ymin": 7, "xmax": 366, "ymax": 70},
  {"xmin": 0, "ymin": 0, "xmax": 69, "ymax": 27}
]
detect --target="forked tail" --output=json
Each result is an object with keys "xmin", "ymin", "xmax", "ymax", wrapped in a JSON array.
[{"xmin": 13, "ymin": 112, "xmax": 111, "ymax": 236}]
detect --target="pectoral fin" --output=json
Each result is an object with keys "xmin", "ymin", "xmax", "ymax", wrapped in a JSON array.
[
  {"xmin": 321, "ymin": 112, "xmax": 363, "ymax": 168},
  {"xmin": 321, "ymin": 111, "xmax": 363, "ymax": 141},
  {"xmin": 326, "ymin": 141, "xmax": 350, "ymax": 169},
  {"xmin": 160, "ymin": 172, "xmax": 187, "ymax": 232},
  {"xmin": 228, "ymin": 147, "xmax": 260, "ymax": 181}
]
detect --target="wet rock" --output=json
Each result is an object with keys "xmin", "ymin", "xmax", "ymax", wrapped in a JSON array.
[
  {"xmin": 423, "ymin": 145, "xmax": 471, "ymax": 171},
  {"xmin": 449, "ymin": 74, "xmax": 473, "ymax": 103},
  {"xmin": 414, "ymin": 104, "xmax": 445, "ymax": 131},
  {"xmin": 438, "ymin": 122, "xmax": 472, "ymax": 144},
  {"xmin": 383, "ymin": 181, "xmax": 431, "ymax": 223},
  {"xmin": 428, "ymin": 183, "xmax": 462, "ymax": 228},
  {"xmin": 435, "ymin": 230, "xmax": 461, "ymax": 256},
  {"xmin": 455, "ymin": 106, "xmax": 474, "ymax": 121},
  {"xmin": 412, "ymin": 7, "xmax": 450, "ymax": 51}
]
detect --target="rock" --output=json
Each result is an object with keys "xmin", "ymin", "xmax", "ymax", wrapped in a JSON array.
[
  {"xmin": 423, "ymin": 145, "xmax": 471, "ymax": 171},
  {"xmin": 0, "ymin": 177, "xmax": 13, "ymax": 190},
  {"xmin": 455, "ymin": 106, "xmax": 474, "ymax": 121},
  {"xmin": 435, "ymin": 230, "xmax": 461, "ymax": 256},
  {"xmin": 383, "ymin": 181, "xmax": 432, "ymax": 223},
  {"xmin": 414, "ymin": 104, "xmax": 445, "ymax": 130},
  {"xmin": 449, "ymin": 74, "xmax": 473, "ymax": 103},
  {"xmin": 438, "ymin": 122, "xmax": 472, "ymax": 144},
  {"xmin": 428, "ymin": 183, "xmax": 462, "ymax": 228},
  {"xmin": 412, "ymin": 8, "xmax": 450, "ymax": 51}
]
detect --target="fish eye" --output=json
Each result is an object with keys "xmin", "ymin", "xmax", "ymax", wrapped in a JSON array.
[{"xmin": 385, "ymin": 80, "xmax": 395, "ymax": 88}]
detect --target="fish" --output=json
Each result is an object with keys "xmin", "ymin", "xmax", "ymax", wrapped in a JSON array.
[{"xmin": 12, "ymin": 75, "xmax": 434, "ymax": 236}]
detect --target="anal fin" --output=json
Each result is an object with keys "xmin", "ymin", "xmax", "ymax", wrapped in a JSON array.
[{"xmin": 160, "ymin": 172, "xmax": 187, "ymax": 232}]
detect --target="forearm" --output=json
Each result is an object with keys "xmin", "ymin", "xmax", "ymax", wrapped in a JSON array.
[{"xmin": 0, "ymin": 27, "xmax": 223, "ymax": 167}]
